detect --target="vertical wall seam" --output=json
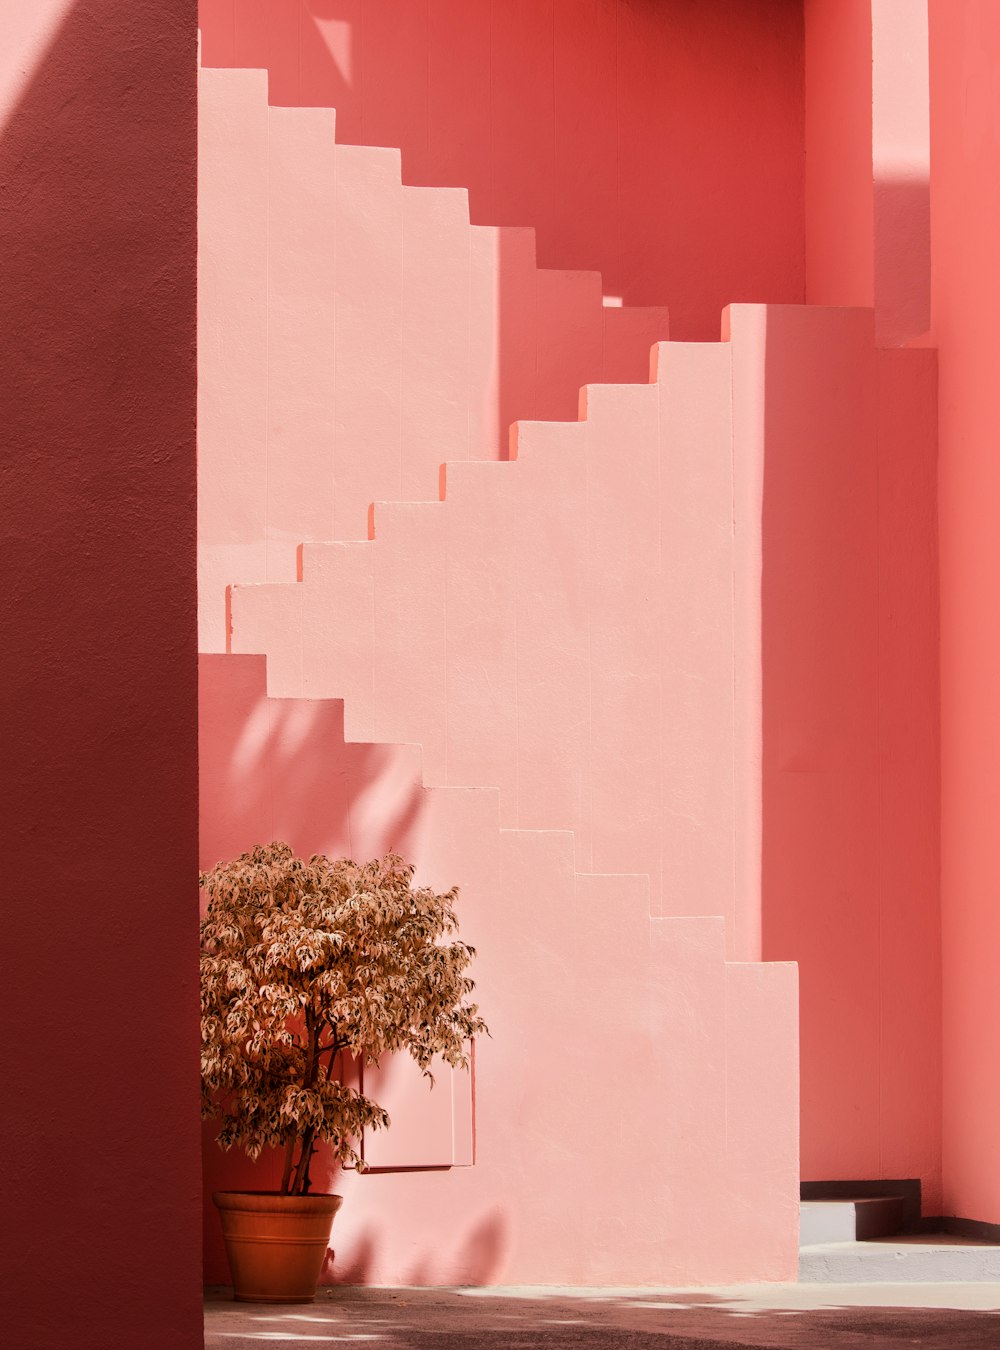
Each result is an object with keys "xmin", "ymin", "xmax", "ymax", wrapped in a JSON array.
[
  {"xmin": 875, "ymin": 351, "xmax": 884, "ymax": 1182},
  {"xmin": 264, "ymin": 101, "xmax": 271, "ymax": 584},
  {"xmin": 729, "ymin": 337, "xmax": 740, "ymax": 957}
]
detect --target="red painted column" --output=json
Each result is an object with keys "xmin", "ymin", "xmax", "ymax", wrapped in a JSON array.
[
  {"xmin": 930, "ymin": 0, "xmax": 1000, "ymax": 1230},
  {"xmin": 0, "ymin": 3, "xmax": 202, "ymax": 1346}
]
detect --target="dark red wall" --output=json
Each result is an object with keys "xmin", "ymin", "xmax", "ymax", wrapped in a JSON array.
[{"xmin": 0, "ymin": 3, "xmax": 202, "ymax": 1346}]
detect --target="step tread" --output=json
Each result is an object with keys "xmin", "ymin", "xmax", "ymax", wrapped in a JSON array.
[
  {"xmin": 802, "ymin": 1196, "xmax": 907, "ymax": 1207},
  {"xmin": 802, "ymin": 1235, "xmax": 1000, "ymax": 1248},
  {"xmin": 799, "ymin": 1235, "xmax": 1000, "ymax": 1284}
]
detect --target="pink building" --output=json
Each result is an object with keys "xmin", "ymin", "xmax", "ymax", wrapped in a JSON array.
[{"xmin": 5, "ymin": 2, "xmax": 1000, "ymax": 1345}]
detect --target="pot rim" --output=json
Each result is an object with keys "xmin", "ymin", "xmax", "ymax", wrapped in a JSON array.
[{"xmin": 213, "ymin": 1190, "xmax": 344, "ymax": 1214}]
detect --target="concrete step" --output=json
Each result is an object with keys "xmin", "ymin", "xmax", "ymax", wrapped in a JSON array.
[
  {"xmin": 800, "ymin": 1195, "xmax": 905, "ymax": 1246},
  {"xmin": 799, "ymin": 1235, "xmax": 1000, "ymax": 1283}
]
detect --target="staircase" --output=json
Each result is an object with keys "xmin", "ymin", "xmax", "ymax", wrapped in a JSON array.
[
  {"xmin": 799, "ymin": 1190, "xmax": 1000, "ymax": 1283},
  {"xmin": 198, "ymin": 66, "xmax": 668, "ymax": 651},
  {"xmin": 196, "ymin": 52, "xmax": 936, "ymax": 1286}
]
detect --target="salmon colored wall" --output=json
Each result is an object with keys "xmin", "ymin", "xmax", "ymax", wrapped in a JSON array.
[
  {"xmin": 795, "ymin": 0, "xmax": 940, "ymax": 1207},
  {"xmin": 929, "ymin": 0, "xmax": 1000, "ymax": 1228},
  {"xmin": 198, "ymin": 0, "xmax": 806, "ymax": 339},
  {"xmin": 0, "ymin": 3, "xmax": 202, "ymax": 1346},
  {"xmin": 755, "ymin": 307, "xmax": 940, "ymax": 1208}
]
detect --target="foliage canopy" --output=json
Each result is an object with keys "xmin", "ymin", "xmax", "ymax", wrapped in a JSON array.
[{"xmin": 200, "ymin": 843, "xmax": 487, "ymax": 1195}]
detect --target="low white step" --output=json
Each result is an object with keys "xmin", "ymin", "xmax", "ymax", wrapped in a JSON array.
[
  {"xmin": 799, "ymin": 1235, "xmax": 1000, "ymax": 1283},
  {"xmin": 800, "ymin": 1195, "xmax": 904, "ymax": 1246}
]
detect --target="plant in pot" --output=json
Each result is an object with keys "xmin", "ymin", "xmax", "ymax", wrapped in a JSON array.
[{"xmin": 200, "ymin": 842, "xmax": 487, "ymax": 1303}]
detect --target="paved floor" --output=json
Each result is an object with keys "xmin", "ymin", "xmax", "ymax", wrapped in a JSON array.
[{"xmin": 205, "ymin": 1282, "xmax": 1000, "ymax": 1348}]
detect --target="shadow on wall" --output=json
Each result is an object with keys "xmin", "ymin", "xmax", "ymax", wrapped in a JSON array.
[
  {"xmin": 197, "ymin": 0, "xmax": 807, "ymax": 337},
  {"xmin": 200, "ymin": 654, "xmax": 487, "ymax": 1284},
  {"xmin": 875, "ymin": 177, "xmax": 931, "ymax": 345},
  {"xmin": 323, "ymin": 1208, "xmax": 509, "ymax": 1287},
  {"xmin": 757, "ymin": 307, "xmax": 940, "ymax": 1205},
  {"xmin": 871, "ymin": 0, "xmax": 931, "ymax": 346},
  {"xmin": 200, "ymin": 660, "xmax": 429, "ymax": 869},
  {"xmin": 202, "ymin": 1145, "xmax": 508, "ymax": 1289},
  {"xmin": 203, "ymin": 1139, "xmax": 510, "ymax": 1289}
]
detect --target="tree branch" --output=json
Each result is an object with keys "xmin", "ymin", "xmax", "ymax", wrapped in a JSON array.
[
  {"xmin": 320, "ymin": 1029, "xmax": 341, "ymax": 1077},
  {"xmin": 280, "ymin": 1133, "xmax": 296, "ymax": 1195},
  {"xmin": 291, "ymin": 1124, "xmax": 315, "ymax": 1195}
]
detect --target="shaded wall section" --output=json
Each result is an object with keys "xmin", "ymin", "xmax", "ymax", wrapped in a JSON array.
[
  {"xmin": 198, "ymin": 0, "xmax": 806, "ymax": 338},
  {"xmin": 872, "ymin": 0, "xmax": 930, "ymax": 346},
  {"xmin": 804, "ymin": 0, "xmax": 875, "ymax": 308},
  {"xmin": 929, "ymin": 0, "xmax": 1000, "ymax": 1228},
  {"xmin": 804, "ymin": 0, "xmax": 930, "ymax": 346},
  {"xmin": 0, "ymin": 2, "xmax": 202, "ymax": 1346},
  {"xmin": 745, "ymin": 306, "xmax": 940, "ymax": 1208}
]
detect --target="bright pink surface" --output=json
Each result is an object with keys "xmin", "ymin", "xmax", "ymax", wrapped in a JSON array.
[
  {"xmin": 200, "ymin": 655, "xmax": 799, "ymax": 1286},
  {"xmin": 1, "ymin": 2, "xmax": 202, "ymax": 1347},
  {"xmin": 226, "ymin": 342, "xmax": 748, "ymax": 947},
  {"xmin": 930, "ymin": 0, "xmax": 1000, "ymax": 1228},
  {"xmin": 198, "ymin": 0, "xmax": 805, "ymax": 339},
  {"xmin": 215, "ymin": 315, "xmax": 934, "ymax": 1261}
]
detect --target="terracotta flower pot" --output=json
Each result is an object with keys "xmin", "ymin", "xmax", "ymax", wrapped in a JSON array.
[{"xmin": 213, "ymin": 1191, "xmax": 344, "ymax": 1303}]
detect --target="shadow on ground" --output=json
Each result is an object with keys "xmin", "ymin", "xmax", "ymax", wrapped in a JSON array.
[{"xmin": 205, "ymin": 1282, "xmax": 1000, "ymax": 1348}]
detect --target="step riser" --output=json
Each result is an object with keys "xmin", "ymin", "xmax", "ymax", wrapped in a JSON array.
[{"xmin": 800, "ymin": 1197, "xmax": 906, "ymax": 1246}]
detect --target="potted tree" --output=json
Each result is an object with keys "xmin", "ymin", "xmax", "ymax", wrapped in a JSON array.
[{"xmin": 200, "ymin": 842, "xmax": 487, "ymax": 1302}]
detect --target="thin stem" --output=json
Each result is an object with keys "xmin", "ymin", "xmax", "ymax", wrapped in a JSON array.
[
  {"xmin": 323, "ymin": 1032, "xmax": 340, "ymax": 1080},
  {"xmin": 291, "ymin": 1125, "xmax": 315, "ymax": 1195},
  {"xmin": 290, "ymin": 1009, "xmax": 322, "ymax": 1195},
  {"xmin": 279, "ymin": 1134, "xmax": 296, "ymax": 1195}
]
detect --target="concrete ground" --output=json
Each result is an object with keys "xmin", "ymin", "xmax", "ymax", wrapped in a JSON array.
[{"xmin": 205, "ymin": 1282, "xmax": 1000, "ymax": 1348}]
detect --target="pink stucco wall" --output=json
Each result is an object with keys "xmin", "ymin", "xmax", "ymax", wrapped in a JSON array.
[
  {"xmin": 200, "ymin": 656, "xmax": 799, "ymax": 1286},
  {"xmin": 1, "ymin": 2, "xmax": 202, "ymax": 1346},
  {"xmin": 198, "ymin": 0, "xmax": 805, "ymax": 339},
  {"xmin": 929, "ymin": 0, "xmax": 1000, "ymax": 1229},
  {"xmin": 197, "ymin": 0, "xmax": 951, "ymax": 1275}
]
